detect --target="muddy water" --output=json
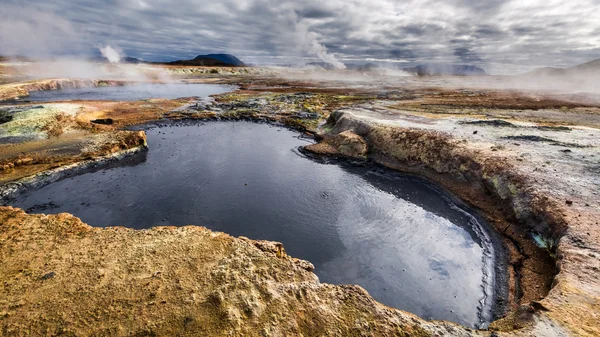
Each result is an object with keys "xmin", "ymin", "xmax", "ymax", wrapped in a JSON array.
[
  {"xmin": 10, "ymin": 122, "xmax": 501, "ymax": 328},
  {"xmin": 26, "ymin": 83, "xmax": 233, "ymax": 101}
]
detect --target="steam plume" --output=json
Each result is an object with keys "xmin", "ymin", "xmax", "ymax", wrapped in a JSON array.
[
  {"xmin": 297, "ymin": 25, "xmax": 346, "ymax": 69},
  {"xmin": 278, "ymin": 6, "xmax": 346, "ymax": 69},
  {"xmin": 100, "ymin": 45, "xmax": 122, "ymax": 63}
]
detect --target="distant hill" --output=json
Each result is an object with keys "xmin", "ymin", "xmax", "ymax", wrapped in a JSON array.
[
  {"xmin": 403, "ymin": 64, "xmax": 487, "ymax": 76},
  {"xmin": 87, "ymin": 53, "xmax": 244, "ymax": 66},
  {"xmin": 166, "ymin": 54, "xmax": 245, "ymax": 67},
  {"xmin": 526, "ymin": 67, "xmax": 566, "ymax": 77},
  {"xmin": 526, "ymin": 58, "xmax": 600, "ymax": 77},
  {"xmin": 573, "ymin": 58, "xmax": 600, "ymax": 72},
  {"xmin": 122, "ymin": 57, "xmax": 145, "ymax": 64},
  {"xmin": 87, "ymin": 56, "xmax": 145, "ymax": 64}
]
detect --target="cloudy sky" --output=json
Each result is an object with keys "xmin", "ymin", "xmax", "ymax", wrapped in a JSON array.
[{"xmin": 1, "ymin": 0, "xmax": 599, "ymax": 73}]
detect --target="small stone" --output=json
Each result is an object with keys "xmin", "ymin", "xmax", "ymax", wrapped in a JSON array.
[
  {"xmin": 473, "ymin": 130, "xmax": 478, "ymax": 134},
  {"xmin": 41, "ymin": 272, "xmax": 56, "ymax": 280},
  {"xmin": 566, "ymin": 200, "xmax": 573, "ymax": 206}
]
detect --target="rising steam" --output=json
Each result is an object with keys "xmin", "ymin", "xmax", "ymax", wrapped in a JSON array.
[
  {"xmin": 281, "ymin": 6, "xmax": 346, "ymax": 69},
  {"xmin": 298, "ymin": 26, "xmax": 346, "ymax": 69},
  {"xmin": 100, "ymin": 45, "xmax": 122, "ymax": 63}
]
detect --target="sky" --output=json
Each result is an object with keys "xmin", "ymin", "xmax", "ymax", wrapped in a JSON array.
[{"xmin": 1, "ymin": 0, "xmax": 599, "ymax": 74}]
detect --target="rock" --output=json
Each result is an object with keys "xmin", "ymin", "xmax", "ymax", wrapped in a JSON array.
[
  {"xmin": 305, "ymin": 130, "xmax": 368, "ymax": 158},
  {"xmin": 293, "ymin": 112, "xmax": 320, "ymax": 119},
  {"xmin": 0, "ymin": 112, "xmax": 13, "ymax": 124},
  {"xmin": 40, "ymin": 272, "xmax": 56, "ymax": 280},
  {"xmin": 531, "ymin": 301, "xmax": 550, "ymax": 312},
  {"xmin": 250, "ymin": 240, "xmax": 286, "ymax": 258},
  {"xmin": 91, "ymin": 118, "xmax": 114, "ymax": 125},
  {"xmin": 292, "ymin": 258, "xmax": 315, "ymax": 272}
]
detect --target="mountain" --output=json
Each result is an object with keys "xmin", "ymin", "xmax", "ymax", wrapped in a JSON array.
[
  {"xmin": 526, "ymin": 67, "xmax": 566, "ymax": 77},
  {"xmin": 197, "ymin": 54, "xmax": 245, "ymax": 66},
  {"xmin": 167, "ymin": 54, "xmax": 245, "ymax": 67},
  {"xmin": 572, "ymin": 58, "xmax": 600, "ymax": 72},
  {"xmin": 526, "ymin": 58, "xmax": 600, "ymax": 77},
  {"xmin": 122, "ymin": 57, "xmax": 145, "ymax": 64},
  {"xmin": 403, "ymin": 64, "xmax": 487, "ymax": 76},
  {"xmin": 86, "ymin": 56, "xmax": 145, "ymax": 64}
]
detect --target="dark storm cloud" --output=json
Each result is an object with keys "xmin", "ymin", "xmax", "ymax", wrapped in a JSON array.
[
  {"xmin": 473, "ymin": 25, "xmax": 505, "ymax": 38},
  {"xmin": 295, "ymin": 8, "xmax": 336, "ymax": 19},
  {"xmin": 389, "ymin": 49, "xmax": 415, "ymax": 59},
  {"xmin": 399, "ymin": 24, "xmax": 445, "ymax": 37},
  {"xmin": 1, "ymin": 0, "xmax": 599, "ymax": 73}
]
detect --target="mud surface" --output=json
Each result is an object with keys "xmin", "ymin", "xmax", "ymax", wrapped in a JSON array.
[{"xmin": 8, "ymin": 121, "xmax": 503, "ymax": 327}]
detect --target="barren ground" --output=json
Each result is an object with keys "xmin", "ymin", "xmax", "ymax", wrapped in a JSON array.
[{"xmin": 0, "ymin": 64, "xmax": 598, "ymax": 336}]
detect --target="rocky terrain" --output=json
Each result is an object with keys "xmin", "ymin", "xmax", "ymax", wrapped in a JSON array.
[{"xmin": 0, "ymin": 65, "xmax": 599, "ymax": 336}]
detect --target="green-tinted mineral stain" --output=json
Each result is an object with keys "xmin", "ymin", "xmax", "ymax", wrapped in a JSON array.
[
  {"xmin": 210, "ymin": 93, "xmax": 379, "ymax": 133},
  {"xmin": 507, "ymin": 182, "xmax": 519, "ymax": 196},
  {"xmin": 487, "ymin": 175, "xmax": 507, "ymax": 198},
  {"xmin": 0, "ymin": 104, "xmax": 78, "ymax": 139},
  {"xmin": 220, "ymin": 109, "xmax": 259, "ymax": 119},
  {"xmin": 532, "ymin": 233, "xmax": 557, "ymax": 258},
  {"xmin": 320, "ymin": 124, "xmax": 333, "ymax": 134},
  {"xmin": 283, "ymin": 118, "xmax": 320, "ymax": 132}
]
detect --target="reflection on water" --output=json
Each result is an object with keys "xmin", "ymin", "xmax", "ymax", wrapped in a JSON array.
[{"xmin": 10, "ymin": 121, "xmax": 499, "ymax": 327}]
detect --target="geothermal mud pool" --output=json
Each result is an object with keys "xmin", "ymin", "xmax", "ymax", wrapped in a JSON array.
[
  {"xmin": 24, "ymin": 83, "xmax": 233, "ymax": 102},
  {"xmin": 7, "ymin": 121, "xmax": 504, "ymax": 328}
]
